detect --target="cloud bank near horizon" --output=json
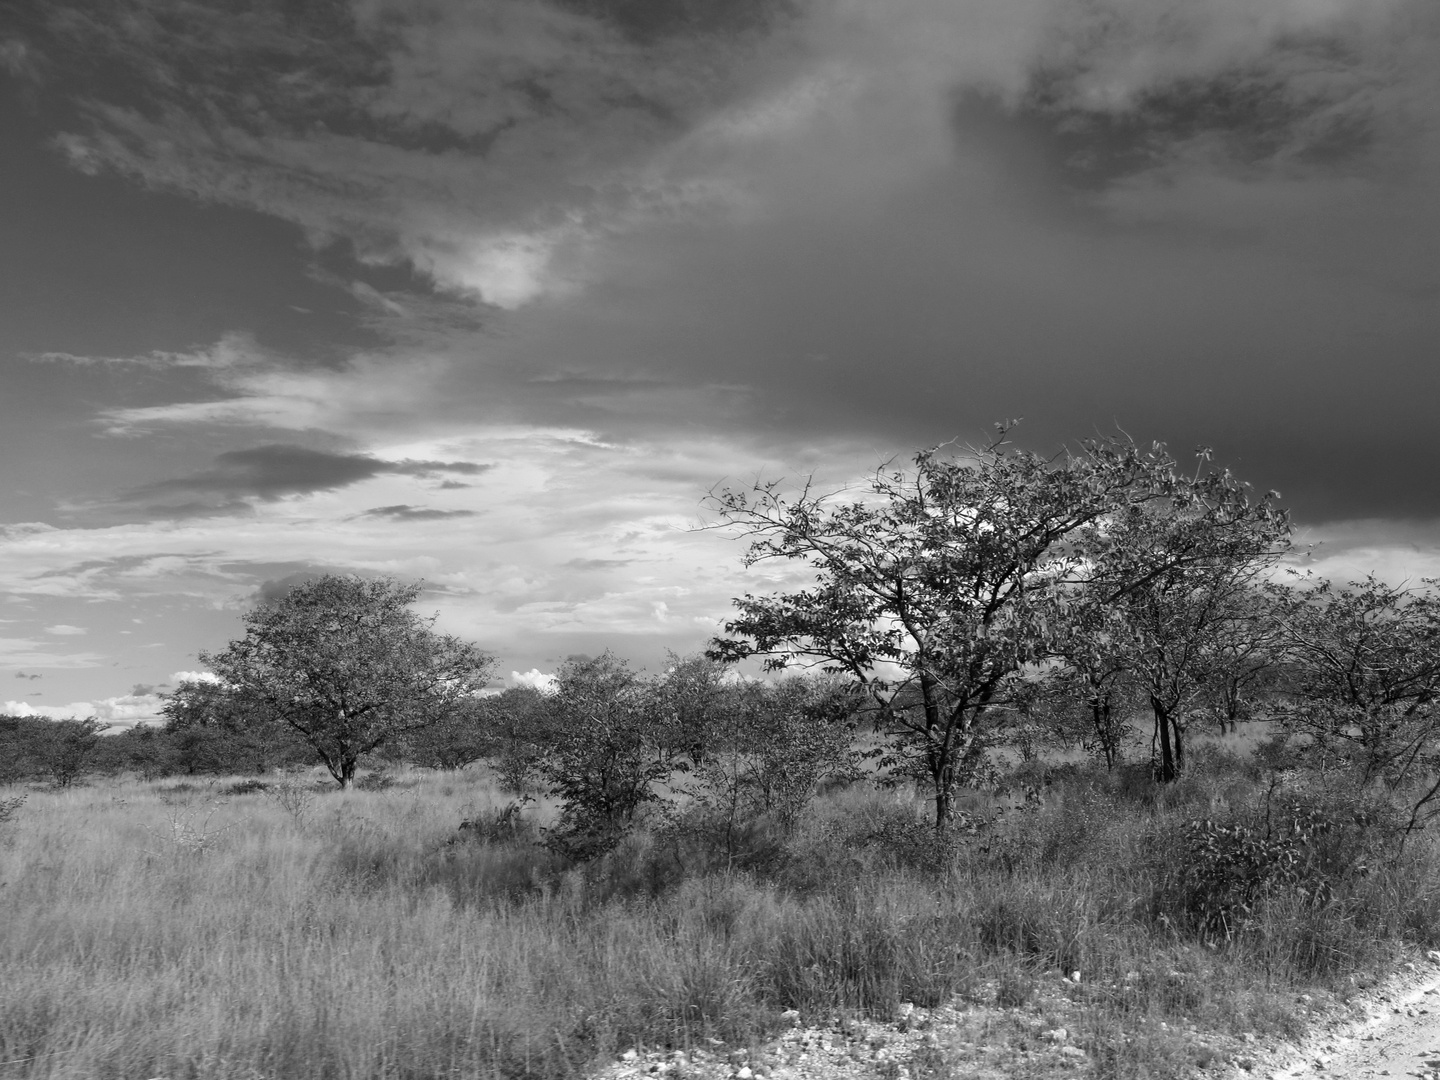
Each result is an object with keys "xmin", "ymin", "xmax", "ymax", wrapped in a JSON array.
[{"xmin": 3, "ymin": 0, "xmax": 1439, "ymax": 708}]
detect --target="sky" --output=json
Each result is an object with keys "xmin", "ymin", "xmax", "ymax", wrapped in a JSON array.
[{"xmin": 2, "ymin": 0, "xmax": 1439, "ymax": 727}]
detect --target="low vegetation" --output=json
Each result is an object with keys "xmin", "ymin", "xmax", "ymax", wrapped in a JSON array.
[
  {"xmin": 5, "ymin": 432, "xmax": 1440, "ymax": 1078},
  {"xmin": 2, "ymin": 739, "xmax": 1438, "ymax": 1080}
]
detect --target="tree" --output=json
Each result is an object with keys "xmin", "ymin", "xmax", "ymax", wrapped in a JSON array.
[
  {"xmin": 161, "ymin": 679, "xmax": 311, "ymax": 775},
  {"xmin": 35, "ymin": 717, "xmax": 105, "ymax": 787},
  {"xmin": 537, "ymin": 652, "xmax": 670, "ymax": 859},
  {"xmin": 733, "ymin": 674, "xmax": 865, "ymax": 823},
  {"xmin": 675, "ymin": 673, "xmax": 865, "ymax": 867},
  {"xmin": 1076, "ymin": 478, "xmax": 1289, "ymax": 781},
  {"xmin": 402, "ymin": 695, "xmax": 503, "ymax": 771},
  {"xmin": 1194, "ymin": 586, "xmax": 1286, "ymax": 735},
  {"xmin": 1036, "ymin": 642, "xmax": 1143, "ymax": 770},
  {"xmin": 650, "ymin": 651, "xmax": 735, "ymax": 765},
  {"xmin": 709, "ymin": 430, "xmax": 1281, "ymax": 826},
  {"xmin": 199, "ymin": 575, "xmax": 495, "ymax": 788},
  {"xmin": 100, "ymin": 723, "xmax": 182, "ymax": 781},
  {"xmin": 1271, "ymin": 576, "xmax": 1440, "ymax": 831},
  {"xmin": 483, "ymin": 686, "xmax": 551, "ymax": 793}
]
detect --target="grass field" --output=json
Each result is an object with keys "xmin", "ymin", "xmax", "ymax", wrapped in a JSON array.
[{"xmin": 3, "ymin": 738, "xmax": 1439, "ymax": 1079}]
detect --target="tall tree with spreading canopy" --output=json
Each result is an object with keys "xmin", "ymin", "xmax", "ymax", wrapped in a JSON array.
[
  {"xmin": 1077, "ymin": 478, "xmax": 1289, "ymax": 781},
  {"xmin": 199, "ymin": 575, "xmax": 495, "ymax": 788},
  {"xmin": 708, "ymin": 430, "xmax": 1283, "ymax": 825},
  {"xmin": 1271, "ymin": 576, "xmax": 1440, "ymax": 832}
]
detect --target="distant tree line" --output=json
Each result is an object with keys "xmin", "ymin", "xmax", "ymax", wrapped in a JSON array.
[{"xmin": 7, "ymin": 431, "xmax": 1440, "ymax": 855}]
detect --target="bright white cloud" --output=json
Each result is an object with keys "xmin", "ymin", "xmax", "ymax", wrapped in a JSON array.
[
  {"xmin": 1289, "ymin": 520, "xmax": 1440, "ymax": 586},
  {"xmin": 509, "ymin": 668, "xmax": 558, "ymax": 693},
  {"xmin": 169, "ymin": 670, "xmax": 221, "ymax": 685},
  {"xmin": 0, "ymin": 424, "xmax": 878, "ymax": 684},
  {"xmin": 44, "ymin": 624, "xmax": 87, "ymax": 636},
  {"xmin": 2, "ymin": 693, "xmax": 165, "ymax": 729}
]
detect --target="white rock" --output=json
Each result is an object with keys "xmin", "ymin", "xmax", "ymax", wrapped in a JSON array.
[
  {"xmin": 1059, "ymin": 1046, "xmax": 1086, "ymax": 1059},
  {"xmin": 621, "ymin": 1049, "xmax": 638, "ymax": 1062},
  {"xmin": 780, "ymin": 1009, "xmax": 801, "ymax": 1026},
  {"xmin": 1426, "ymin": 949, "xmax": 1440, "ymax": 963},
  {"xmin": 1042, "ymin": 1028, "xmax": 1068, "ymax": 1043},
  {"xmin": 736, "ymin": 1068, "xmax": 753, "ymax": 1079}
]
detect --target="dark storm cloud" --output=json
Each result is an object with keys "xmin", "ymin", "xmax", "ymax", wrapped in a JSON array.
[
  {"xmin": 128, "ymin": 444, "xmax": 490, "ymax": 506},
  {"xmin": 973, "ymin": 30, "xmax": 1391, "ymax": 196},
  {"xmin": 360, "ymin": 504, "xmax": 478, "ymax": 521},
  {"xmin": 25, "ymin": 0, "xmax": 797, "ymax": 307},
  {"xmin": 17, "ymin": 0, "xmax": 1440, "ymax": 532},
  {"xmin": 952, "ymin": 69, "xmax": 1378, "ymax": 201}
]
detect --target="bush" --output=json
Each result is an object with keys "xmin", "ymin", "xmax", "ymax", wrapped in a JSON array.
[
  {"xmin": 355, "ymin": 771, "xmax": 399, "ymax": 792},
  {"xmin": 0, "ymin": 794, "xmax": 24, "ymax": 827},
  {"xmin": 538, "ymin": 654, "xmax": 670, "ymax": 861},
  {"xmin": 224, "ymin": 778, "xmax": 269, "ymax": 795}
]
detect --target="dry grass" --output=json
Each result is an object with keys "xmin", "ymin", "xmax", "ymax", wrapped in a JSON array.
[{"xmin": 2, "ymin": 756, "xmax": 1438, "ymax": 1079}]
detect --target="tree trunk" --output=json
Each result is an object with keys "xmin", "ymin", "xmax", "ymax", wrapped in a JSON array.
[
  {"xmin": 1153, "ymin": 697, "xmax": 1177, "ymax": 783},
  {"xmin": 933, "ymin": 762, "xmax": 954, "ymax": 829},
  {"xmin": 919, "ymin": 667, "xmax": 953, "ymax": 830},
  {"xmin": 1091, "ymin": 694, "xmax": 1117, "ymax": 770}
]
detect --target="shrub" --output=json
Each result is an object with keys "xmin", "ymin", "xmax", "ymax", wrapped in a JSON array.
[
  {"xmin": 354, "ymin": 770, "xmax": 399, "ymax": 792},
  {"xmin": 0, "ymin": 794, "xmax": 24, "ymax": 827},
  {"xmin": 225, "ymin": 778, "xmax": 269, "ymax": 795},
  {"xmin": 538, "ymin": 653, "xmax": 670, "ymax": 861},
  {"xmin": 1157, "ymin": 787, "xmax": 1392, "ymax": 940}
]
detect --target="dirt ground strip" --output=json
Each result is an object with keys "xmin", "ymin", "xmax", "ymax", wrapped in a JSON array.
[
  {"xmin": 590, "ymin": 954, "xmax": 1440, "ymax": 1080},
  {"xmin": 591, "ymin": 976, "xmax": 1244, "ymax": 1080},
  {"xmin": 1234, "ymin": 951, "xmax": 1440, "ymax": 1080}
]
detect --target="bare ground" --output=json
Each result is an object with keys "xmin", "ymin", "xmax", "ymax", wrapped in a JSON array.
[{"xmin": 1230, "ymin": 951, "xmax": 1440, "ymax": 1080}]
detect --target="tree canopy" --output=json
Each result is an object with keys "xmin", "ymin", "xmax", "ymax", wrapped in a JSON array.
[
  {"xmin": 199, "ymin": 575, "xmax": 495, "ymax": 788},
  {"xmin": 708, "ymin": 431, "xmax": 1288, "ymax": 824}
]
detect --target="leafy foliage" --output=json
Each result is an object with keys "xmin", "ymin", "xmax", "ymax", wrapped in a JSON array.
[
  {"xmin": 199, "ymin": 575, "xmax": 495, "ymax": 788},
  {"xmin": 35, "ymin": 717, "xmax": 105, "ymax": 787},
  {"xmin": 1271, "ymin": 576, "xmax": 1440, "ymax": 829},
  {"xmin": 1178, "ymin": 813, "xmax": 1329, "ymax": 937},
  {"xmin": 537, "ymin": 652, "xmax": 671, "ymax": 860},
  {"xmin": 401, "ymin": 695, "xmax": 504, "ymax": 771},
  {"xmin": 0, "ymin": 794, "xmax": 24, "ymax": 827},
  {"xmin": 709, "ymin": 430, "xmax": 1285, "ymax": 822},
  {"xmin": 1076, "ymin": 483, "xmax": 1290, "ymax": 780},
  {"xmin": 673, "ymin": 674, "xmax": 866, "ymax": 867},
  {"xmin": 162, "ymin": 680, "xmax": 312, "ymax": 775}
]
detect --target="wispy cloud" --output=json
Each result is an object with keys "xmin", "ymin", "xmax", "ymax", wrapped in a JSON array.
[
  {"xmin": 89, "ymin": 335, "xmax": 461, "ymax": 437},
  {"xmin": 360, "ymin": 504, "xmax": 479, "ymax": 521},
  {"xmin": 128, "ymin": 444, "xmax": 488, "ymax": 507},
  {"xmin": 1, "ymin": 693, "xmax": 166, "ymax": 729},
  {"xmin": 10, "ymin": 0, "xmax": 1440, "ymax": 711},
  {"xmin": 0, "ymin": 636, "xmax": 106, "ymax": 669}
]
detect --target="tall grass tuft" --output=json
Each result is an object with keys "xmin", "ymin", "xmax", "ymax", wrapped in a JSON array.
[{"xmin": 3, "ymin": 756, "xmax": 1439, "ymax": 1079}]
